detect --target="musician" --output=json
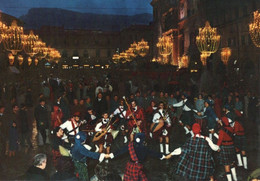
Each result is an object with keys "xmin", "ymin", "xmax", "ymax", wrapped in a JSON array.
[
  {"xmin": 60, "ymin": 112, "xmax": 81, "ymax": 143},
  {"xmin": 111, "ymin": 99, "xmax": 128, "ymax": 143},
  {"xmin": 151, "ymin": 102, "xmax": 171, "ymax": 154},
  {"xmin": 94, "ymin": 112, "xmax": 114, "ymax": 155},
  {"xmin": 80, "ymin": 107, "xmax": 97, "ymax": 137},
  {"xmin": 125, "ymin": 100, "xmax": 146, "ymax": 139},
  {"xmin": 145, "ymin": 100, "xmax": 157, "ymax": 129}
]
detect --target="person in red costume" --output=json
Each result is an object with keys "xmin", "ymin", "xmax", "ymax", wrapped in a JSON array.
[{"xmin": 51, "ymin": 106, "xmax": 63, "ymax": 129}]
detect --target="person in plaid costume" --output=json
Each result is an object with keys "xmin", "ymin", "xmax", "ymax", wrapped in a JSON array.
[
  {"xmin": 165, "ymin": 123, "xmax": 219, "ymax": 181},
  {"xmin": 217, "ymin": 117, "xmax": 237, "ymax": 181},
  {"xmin": 109, "ymin": 133, "xmax": 164, "ymax": 181}
]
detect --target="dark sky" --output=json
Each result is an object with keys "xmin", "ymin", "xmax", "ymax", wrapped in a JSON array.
[{"xmin": 0, "ymin": 0, "xmax": 153, "ymax": 17}]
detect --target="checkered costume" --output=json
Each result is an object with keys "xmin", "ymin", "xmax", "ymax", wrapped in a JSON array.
[
  {"xmin": 124, "ymin": 142, "xmax": 148, "ymax": 181},
  {"xmin": 175, "ymin": 137, "xmax": 215, "ymax": 181},
  {"xmin": 233, "ymin": 121, "xmax": 246, "ymax": 151}
]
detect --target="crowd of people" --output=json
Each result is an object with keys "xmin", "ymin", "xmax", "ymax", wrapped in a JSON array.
[{"xmin": 0, "ymin": 71, "xmax": 259, "ymax": 180}]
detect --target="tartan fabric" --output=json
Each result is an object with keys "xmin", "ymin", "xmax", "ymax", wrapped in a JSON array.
[
  {"xmin": 175, "ymin": 137, "xmax": 215, "ymax": 181},
  {"xmin": 52, "ymin": 149, "xmax": 61, "ymax": 168},
  {"xmin": 123, "ymin": 143, "xmax": 148, "ymax": 181},
  {"xmin": 97, "ymin": 133, "xmax": 113, "ymax": 146},
  {"xmin": 73, "ymin": 160, "xmax": 89, "ymax": 181},
  {"xmin": 234, "ymin": 135, "xmax": 247, "ymax": 151},
  {"xmin": 152, "ymin": 126, "xmax": 171, "ymax": 139},
  {"xmin": 218, "ymin": 145, "xmax": 236, "ymax": 165}
]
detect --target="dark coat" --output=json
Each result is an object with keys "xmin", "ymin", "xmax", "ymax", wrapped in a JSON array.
[
  {"xmin": 93, "ymin": 98, "xmax": 107, "ymax": 118},
  {"xmin": 25, "ymin": 166, "xmax": 49, "ymax": 180},
  {"xmin": 34, "ymin": 105, "xmax": 49, "ymax": 129}
]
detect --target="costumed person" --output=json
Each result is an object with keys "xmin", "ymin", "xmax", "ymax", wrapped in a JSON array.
[
  {"xmin": 109, "ymin": 133, "xmax": 165, "ymax": 181},
  {"xmin": 94, "ymin": 112, "xmax": 114, "ymax": 155},
  {"xmin": 145, "ymin": 100, "xmax": 157, "ymax": 129},
  {"xmin": 172, "ymin": 93, "xmax": 194, "ymax": 137},
  {"xmin": 216, "ymin": 117, "xmax": 237, "ymax": 181},
  {"xmin": 71, "ymin": 131, "xmax": 107, "ymax": 181},
  {"xmin": 234, "ymin": 96, "xmax": 243, "ymax": 119},
  {"xmin": 51, "ymin": 126, "xmax": 70, "ymax": 168},
  {"xmin": 223, "ymin": 104, "xmax": 235, "ymax": 122},
  {"xmin": 80, "ymin": 107, "xmax": 97, "ymax": 138},
  {"xmin": 151, "ymin": 102, "xmax": 171, "ymax": 154},
  {"xmin": 230, "ymin": 117, "xmax": 247, "ymax": 170},
  {"xmin": 110, "ymin": 99, "xmax": 128, "ymax": 143},
  {"xmin": 165, "ymin": 123, "xmax": 219, "ymax": 181},
  {"xmin": 125, "ymin": 99, "xmax": 146, "ymax": 141},
  {"xmin": 51, "ymin": 105, "xmax": 63, "ymax": 129},
  {"xmin": 60, "ymin": 112, "xmax": 83, "ymax": 144},
  {"xmin": 197, "ymin": 99, "xmax": 220, "ymax": 140}
]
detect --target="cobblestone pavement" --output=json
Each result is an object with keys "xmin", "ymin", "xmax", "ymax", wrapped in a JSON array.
[{"xmin": 0, "ymin": 119, "xmax": 259, "ymax": 181}]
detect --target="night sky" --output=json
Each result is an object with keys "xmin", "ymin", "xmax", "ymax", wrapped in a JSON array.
[{"xmin": 0, "ymin": 0, "xmax": 153, "ymax": 17}]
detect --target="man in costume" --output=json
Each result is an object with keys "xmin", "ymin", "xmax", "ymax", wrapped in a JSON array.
[
  {"xmin": 151, "ymin": 101, "xmax": 171, "ymax": 154},
  {"xmin": 71, "ymin": 131, "xmax": 107, "ymax": 181},
  {"xmin": 109, "ymin": 133, "xmax": 164, "ymax": 181},
  {"xmin": 165, "ymin": 123, "xmax": 219, "ymax": 181},
  {"xmin": 110, "ymin": 99, "xmax": 128, "ymax": 143},
  {"xmin": 125, "ymin": 100, "xmax": 146, "ymax": 141}
]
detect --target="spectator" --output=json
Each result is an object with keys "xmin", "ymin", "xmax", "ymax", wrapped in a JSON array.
[{"xmin": 25, "ymin": 153, "xmax": 48, "ymax": 180}]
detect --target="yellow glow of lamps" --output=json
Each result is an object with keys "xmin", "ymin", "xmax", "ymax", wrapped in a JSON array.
[
  {"xmin": 0, "ymin": 14, "xmax": 8, "ymax": 43},
  {"xmin": 23, "ymin": 30, "xmax": 39, "ymax": 57},
  {"xmin": 196, "ymin": 21, "xmax": 220, "ymax": 56},
  {"xmin": 249, "ymin": 10, "xmax": 260, "ymax": 47},
  {"xmin": 200, "ymin": 53, "xmax": 209, "ymax": 66},
  {"xmin": 34, "ymin": 58, "xmax": 39, "ymax": 66},
  {"xmin": 137, "ymin": 39, "xmax": 149, "ymax": 57},
  {"xmin": 179, "ymin": 55, "xmax": 189, "ymax": 68},
  {"xmin": 157, "ymin": 35, "xmax": 173, "ymax": 58},
  {"xmin": 27, "ymin": 57, "xmax": 32, "ymax": 66},
  {"xmin": 18, "ymin": 55, "xmax": 23, "ymax": 65},
  {"xmin": 2, "ymin": 20, "xmax": 24, "ymax": 55},
  {"xmin": 8, "ymin": 53, "xmax": 14, "ymax": 65},
  {"xmin": 221, "ymin": 47, "xmax": 231, "ymax": 66}
]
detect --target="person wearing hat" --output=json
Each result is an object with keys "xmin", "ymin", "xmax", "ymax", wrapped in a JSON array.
[
  {"xmin": 71, "ymin": 131, "xmax": 108, "ymax": 181},
  {"xmin": 60, "ymin": 112, "xmax": 81, "ymax": 144},
  {"xmin": 109, "ymin": 133, "xmax": 164, "ymax": 181},
  {"xmin": 217, "ymin": 117, "xmax": 237, "ymax": 181},
  {"xmin": 165, "ymin": 123, "xmax": 219, "ymax": 181},
  {"xmin": 172, "ymin": 93, "xmax": 194, "ymax": 137}
]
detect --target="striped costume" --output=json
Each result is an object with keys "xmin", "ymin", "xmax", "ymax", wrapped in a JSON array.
[
  {"xmin": 233, "ymin": 121, "xmax": 246, "ymax": 151},
  {"xmin": 175, "ymin": 137, "xmax": 215, "ymax": 181}
]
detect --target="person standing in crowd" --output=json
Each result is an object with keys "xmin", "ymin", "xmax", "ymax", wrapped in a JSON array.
[
  {"xmin": 34, "ymin": 98, "xmax": 49, "ymax": 145},
  {"xmin": 234, "ymin": 96, "xmax": 243, "ymax": 118},
  {"xmin": 19, "ymin": 103, "xmax": 32, "ymax": 150},
  {"xmin": 165, "ymin": 123, "xmax": 219, "ymax": 181},
  {"xmin": 217, "ymin": 117, "xmax": 237, "ymax": 181},
  {"xmin": 25, "ymin": 153, "xmax": 48, "ymax": 180},
  {"xmin": 51, "ymin": 105, "xmax": 63, "ymax": 129},
  {"xmin": 151, "ymin": 102, "xmax": 171, "ymax": 154},
  {"xmin": 93, "ymin": 92, "xmax": 107, "ymax": 119},
  {"xmin": 0, "ymin": 105, "xmax": 6, "ymax": 157},
  {"xmin": 85, "ymin": 96, "xmax": 92, "ymax": 110}
]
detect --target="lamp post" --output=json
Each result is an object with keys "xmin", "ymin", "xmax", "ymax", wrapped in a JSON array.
[
  {"xmin": 196, "ymin": 21, "xmax": 221, "ymax": 66},
  {"xmin": 23, "ymin": 30, "xmax": 39, "ymax": 57},
  {"xmin": 137, "ymin": 39, "xmax": 149, "ymax": 57},
  {"xmin": 221, "ymin": 47, "xmax": 231, "ymax": 66}
]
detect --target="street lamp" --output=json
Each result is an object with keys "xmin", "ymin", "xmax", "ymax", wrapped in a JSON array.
[
  {"xmin": 200, "ymin": 53, "xmax": 209, "ymax": 66},
  {"xmin": 179, "ymin": 54, "xmax": 189, "ymax": 68},
  {"xmin": 137, "ymin": 39, "xmax": 149, "ymax": 57},
  {"xmin": 17, "ymin": 55, "xmax": 23, "ymax": 65},
  {"xmin": 23, "ymin": 30, "xmax": 39, "ymax": 57},
  {"xmin": 221, "ymin": 47, "xmax": 231, "ymax": 66},
  {"xmin": 249, "ymin": 10, "xmax": 260, "ymax": 47},
  {"xmin": 0, "ymin": 17, "xmax": 8, "ymax": 43},
  {"xmin": 196, "ymin": 21, "xmax": 221, "ymax": 57}
]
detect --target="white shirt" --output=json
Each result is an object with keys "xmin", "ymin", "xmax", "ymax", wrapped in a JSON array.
[
  {"xmin": 60, "ymin": 120, "xmax": 79, "ymax": 138},
  {"xmin": 152, "ymin": 109, "xmax": 171, "ymax": 126},
  {"xmin": 95, "ymin": 119, "xmax": 111, "ymax": 133},
  {"xmin": 113, "ymin": 106, "xmax": 126, "ymax": 118}
]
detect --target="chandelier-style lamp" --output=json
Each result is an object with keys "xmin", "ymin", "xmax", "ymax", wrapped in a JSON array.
[
  {"xmin": 2, "ymin": 20, "xmax": 25, "ymax": 55},
  {"xmin": 34, "ymin": 40, "xmax": 48, "ymax": 60},
  {"xmin": 0, "ymin": 16, "xmax": 8, "ymax": 43},
  {"xmin": 112, "ymin": 53, "xmax": 120, "ymax": 64},
  {"xmin": 179, "ymin": 54, "xmax": 189, "ymax": 68},
  {"xmin": 200, "ymin": 53, "xmax": 209, "ymax": 66},
  {"xmin": 196, "ymin": 21, "xmax": 221, "ymax": 57},
  {"xmin": 221, "ymin": 47, "xmax": 231, "ymax": 66},
  {"xmin": 119, "ymin": 51, "xmax": 130, "ymax": 63},
  {"xmin": 23, "ymin": 30, "xmax": 39, "ymax": 57},
  {"xmin": 249, "ymin": 10, "xmax": 260, "ymax": 47},
  {"xmin": 8, "ymin": 53, "xmax": 15, "ymax": 65},
  {"xmin": 137, "ymin": 39, "xmax": 149, "ymax": 57},
  {"xmin": 34, "ymin": 58, "xmax": 39, "ymax": 66},
  {"xmin": 17, "ymin": 55, "xmax": 23, "ymax": 65},
  {"xmin": 157, "ymin": 35, "xmax": 173, "ymax": 64},
  {"xmin": 27, "ymin": 57, "xmax": 32, "ymax": 66},
  {"xmin": 130, "ymin": 41, "xmax": 138, "ymax": 56}
]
